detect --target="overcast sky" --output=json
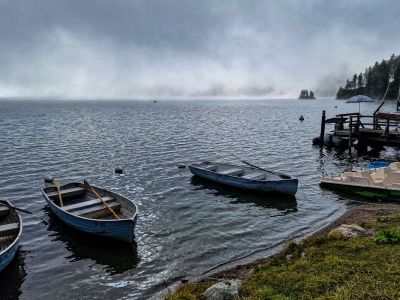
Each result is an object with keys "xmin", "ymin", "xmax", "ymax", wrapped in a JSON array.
[{"xmin": 0, "ymin": 0, "xmax": 399, "ymax": 99}]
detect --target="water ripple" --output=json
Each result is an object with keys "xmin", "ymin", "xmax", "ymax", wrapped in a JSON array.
[{"xmin": 1, "ymin": 99, "xmax": 390, "ymax": 299}]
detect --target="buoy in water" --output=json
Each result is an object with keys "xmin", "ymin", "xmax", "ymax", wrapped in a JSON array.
[
  {"xmin": 299, "ymin": 115, "xmax": 304, "ymax": 121},
  {"xmin": 312, "ymin": 137, "xmax": 320, "ymax": 145},
  {"xmin": 44, "ymin": 176, "xmax": 54, "ymax": 184},
  {"xmin": 178, "ymin": 164, "xmax": 186, "ymax": 169},
  {"xmin": 115, "ymin": 167, "xmax": 124, "ymax": 174}
]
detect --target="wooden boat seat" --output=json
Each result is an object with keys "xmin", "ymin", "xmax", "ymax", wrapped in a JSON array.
[
  {"xmin": 47, "ymin": 187, "xmax": 86, "ymax": 199},
  {"xmin": 62, "ymin": 196, "xmax": 115, "ymax": 212},
  {"xmin": 219, "ymin": 168, "xmax": 244, "ymax": 176},
  {"xmin": 73, "ymin": 201, "xmax": 121, "ymax": 219},
  {"xmin": 203, "ymin": 164, "xmax": 217, "ymax": 171},
  {"xmin": 0, "ymin": 206, "xmax": 10, "ymax": 218},
  {"xmin": 242, "ymin": 172, "xmax": 265, "ymax": 180},
  {"xmin": 0, "ymin": 223, "xmax": 19, "ymax": 237}
]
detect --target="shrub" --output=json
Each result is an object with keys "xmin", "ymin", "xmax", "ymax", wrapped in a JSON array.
[{"xmin": 374, "ymin": 229, "xmax": 400, "ymax": 244}]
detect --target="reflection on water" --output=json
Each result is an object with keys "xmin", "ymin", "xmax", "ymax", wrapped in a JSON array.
[
  {"xmin": 45, "ymin": 208, "xmax": 139, "ymax": 275},
  {"xmin": 0, "ymin": 250, "xmax": 26, "ymax": 300},
  {"xmin": 190, "ymin": 176, "xmax": 297, "ymax": 213}
]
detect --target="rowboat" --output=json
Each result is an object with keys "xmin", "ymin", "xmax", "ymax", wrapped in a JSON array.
[
  {"xmin": 41, "ymin": 182, "xmax": 138, "ymax": 243},
  {"xmin": 0, "ymin": 200, "xmax": 22, "ymax": 273},
  {"xmin": 189, "ymin": 162, "xmax": 298, "ymax": 196},
  {"xmin": 320, "ymin": 162, "xmax": 400, "ymax": 199}
]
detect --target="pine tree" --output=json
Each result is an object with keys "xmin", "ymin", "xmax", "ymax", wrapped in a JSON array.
[
  {"xmin": 345, "ymin": 80, "xmax": 351, "ymax": 90},
  {"xmin": 352, "ymin": 74, "xmax": 357, "ymax": 89},
  {"xmin": 357, "ymin": 73, "xmax": 364, "ymax": 89},
  {"xmin": 364, "ymin": 67, "xmax": 372, "ymax": 96},
  {"xmin": 335, "ymin": 55, "xmax": 400, "ymax": 99}
]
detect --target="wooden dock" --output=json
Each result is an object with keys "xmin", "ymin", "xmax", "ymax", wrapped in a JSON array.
[{"xmin": 315, "ymin": 110, "xmax": 400, "ymax": 153}]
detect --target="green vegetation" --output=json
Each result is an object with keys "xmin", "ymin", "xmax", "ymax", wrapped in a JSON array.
[
  {"xmin": 336, "ymin": 53, "xmax": 400, "ymax": 99},
  {"xmin": 168, "ymin": 211, "xmax": 400, "ymax": 299},
  {"xmin": 165, "ymin": 283, "xmax": 212, "ymax": 300},
  {"xmin": 298, "ymin": 89, "xmax": 315, "ymax": 99},
  {"xmin": 374, "ymin": 228, "xmax": 400, "ymax": 244}
]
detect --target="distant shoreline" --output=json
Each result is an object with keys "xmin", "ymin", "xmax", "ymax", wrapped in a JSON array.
[{"xmin": 0, "ymin": 96, "xmax": 335, "ymax": 102}]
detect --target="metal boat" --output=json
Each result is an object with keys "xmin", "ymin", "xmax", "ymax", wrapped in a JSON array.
[
  {"xmin": 189, "ymin": 162, "xmax": 298, "ymax": 196},
  {"xmin": 42, "ymin": 181, "xmax": 138, "ymax": 242},
  {"xmin": 0, "ymin": 200, "xmax": 22, "ymax": 273}
]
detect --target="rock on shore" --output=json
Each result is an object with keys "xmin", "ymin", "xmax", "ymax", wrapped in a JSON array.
[{"xmin": 200, "ymin": 280, "xmax": 241, "ymax": 300}]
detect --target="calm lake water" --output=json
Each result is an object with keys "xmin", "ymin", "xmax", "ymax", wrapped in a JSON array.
[{"xmin": 1, "ymin": 99, "xmax": 399, "ymax": 299}]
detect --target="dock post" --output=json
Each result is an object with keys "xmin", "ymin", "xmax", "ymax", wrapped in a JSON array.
[
  {"xmin": 385, "ymin": 118, "xmax": 390, "ymax": 135},
  {"xmin": 320, "ymin": 110, "xmax": 326, "ymax": 147},
  {"xmin": 348, "ymin": 116, "xmax": 352, "ymax": 154}
]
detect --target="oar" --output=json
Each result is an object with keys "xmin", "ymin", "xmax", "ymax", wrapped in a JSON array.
[
  {"xmin": 83, "ymin": 180, "xmax": 120, "ymax": 219},
  {"xmin": 53, "ymin": 180, "xmax": 64, "ymax": 207},
  {"xmin": 0, "ymin": 201, "xmax": 32, "ymax": 214},
  {"xmin": 241, "ymin": 160, "xmax": 289, "ymax": 178}
]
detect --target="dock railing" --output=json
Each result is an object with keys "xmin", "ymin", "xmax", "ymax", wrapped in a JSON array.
[{"xmin": 335, "ymin": 113, "xmax": 400, "ymax": 136}]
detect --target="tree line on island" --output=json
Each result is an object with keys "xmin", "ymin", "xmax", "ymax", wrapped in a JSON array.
[
  {"xmin": 298, "ymin": 89, "xmax": 315, "ymax": 99},
  {"xmin": 336, "ymin": 54, "xmax": 400, "ymax": 99}
]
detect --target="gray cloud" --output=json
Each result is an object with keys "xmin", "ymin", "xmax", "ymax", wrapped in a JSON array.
[{"xmin": 0, "ymin": 0, "xmax": 399, "ymax": 98}]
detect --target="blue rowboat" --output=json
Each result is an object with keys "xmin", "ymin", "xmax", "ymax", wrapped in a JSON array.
[
  {"xmin": 0, "ymin": 200, "xmax": 22, "ymax": 273},
  {"xmin": 189, "ymin": 162, "xmax": 298, "ymax": 196},
  {"xmin": 41, "ymin": 182, "xmax": 138, "ymax": 243}
]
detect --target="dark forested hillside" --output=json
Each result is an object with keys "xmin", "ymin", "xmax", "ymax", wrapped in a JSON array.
[{"xmin": 336, "ymin": 54, "xmax": 400, "ymax": 100}]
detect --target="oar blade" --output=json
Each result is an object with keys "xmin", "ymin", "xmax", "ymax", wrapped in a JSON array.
[
  {"xmin": 53, "ymin": 180, "xmax": 61, "ymax": 189},
  {"xmin": 53, "ymin": 180, "xmax": 64, "ymax": 207}
]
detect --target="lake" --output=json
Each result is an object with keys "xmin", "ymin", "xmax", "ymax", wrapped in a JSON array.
[{"xmin": 1, "ymin": 98, "xmax": 398, "ymax": 299}]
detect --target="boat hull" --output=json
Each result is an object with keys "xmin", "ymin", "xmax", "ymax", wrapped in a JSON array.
[
  {"xmin": 42, "ymin": 186, "xmax": 137, "ymax": 243},
  {"xmin": 0, "ymin": 238, "xmax": 19, "ymax": 273},
  {"xmin": 189, "ymin": 166, "xmax": 298, "ymax": 196},
  {"xmin": 0, "ymin": 201, "xmax": 22, "ymax": 273},
  {"xmin": 320, "ymin": 181, "xmax": 400, "ymax": 200}
]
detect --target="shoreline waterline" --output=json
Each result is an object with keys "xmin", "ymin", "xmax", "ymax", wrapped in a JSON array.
[{"xmin": 166, "ymin": 201, "xmax": 400, "ymax": 299}]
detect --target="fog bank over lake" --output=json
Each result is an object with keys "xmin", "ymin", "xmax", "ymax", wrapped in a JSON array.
[{"xmin": 0, "ymin": 0, "xmax": 400, "ymax": 98}]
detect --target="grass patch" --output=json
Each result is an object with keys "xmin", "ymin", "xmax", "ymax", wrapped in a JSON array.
[
  {"xmin": 165, "ymin": 283, "xmax": 213, "ymax": 300},
  {"xmin": 241, "ymin": 213, "xmax": 400, "ymax": 300},
  {"xmin": 374, "ymin": 228, "xmax": 400, "ymax": 244},
  {"xmin": 167, "ymin": 211, "xmax": 400, "ymax": 299}
]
